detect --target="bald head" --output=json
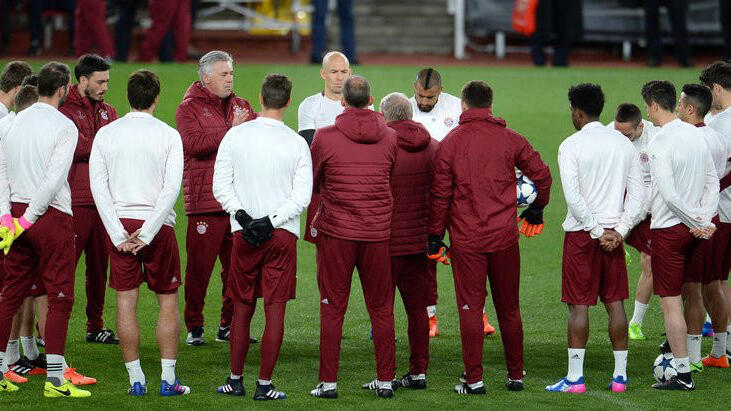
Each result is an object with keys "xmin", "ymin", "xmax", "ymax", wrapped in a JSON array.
[
  {"xmin": 380, "ymin": 92, "xmax": 412, "ymax": 122},
  {"xmin": 322, "ymin": 51, "xmax": 349, "ymax": 69},
  {"xmin": 320, "ymin": 51, "xmax": 352, "ymax": 98},
  {"xmin": 343, "ymin": 75, "xmax": 371, "ymax": 108}
]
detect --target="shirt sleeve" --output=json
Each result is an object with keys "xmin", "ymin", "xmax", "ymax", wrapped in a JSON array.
[
  {"xmin": 138, "ymin": 130, "xmax": 184, "ymax": 245},
  {"xmin": 212, "ymin": 132, "xmax": 244, "ymax": 216},
  {"xmin": 298, "ymin": 99, "xmax": 315, "ymax": 132},
  {"xmin": 428, "ymin": 140, "xmax": 454, "ymax": 238},
  {"xmin": 615, "ymin": 149, "xmax": 648, "ymax": 238},
  {"xmin": 0, "ymin": 142, "xmax": 11, "ymax": 216},
  {"xmin": 558, "ymin": 141, "xmax": 604, "ymax": 238},
  {"xmin": 269, "ymin": 139, "xmax": 313, "ymax": 228},
  {"xmin": 699, "ymin": 154, "xmax": 720, "ymax": 222},
  {"xmin": 89, "ymin": 129, "xmax": 128, "ymax": 246},
  {"xmin": 22, "ymin": 124, "xmax": 78, "ymax": 223}
]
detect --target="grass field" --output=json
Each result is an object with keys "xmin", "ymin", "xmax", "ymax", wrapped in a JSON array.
[{"xmin": 0, "ymin": 60, "xmax": 727, "ymax": 410}]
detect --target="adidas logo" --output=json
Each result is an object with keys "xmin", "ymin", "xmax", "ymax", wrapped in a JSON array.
[
  {"xmin": 571, "ymin": 354, "xmax": 581, "ymax": 359},
  {"xmin": 171, "ymin": 277, "xmax": 178, "ymax": 283},
  {"xmin": 321, "ymin": 298, "xmax": 329, "ymax": 304},
  {"xmin": 461, "ymin": 304, "xmax": 469, "ymax": 311},
  {"xmin": 58, "ymin": 292, "xmax": 65, "ymax": 298}
]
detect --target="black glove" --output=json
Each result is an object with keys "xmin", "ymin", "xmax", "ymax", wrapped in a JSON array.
[
  {"xmin": 519, "ymin": 204, "xmax": 544, "ymax": 225},
  {"xmin": 245, "ymin": 216, "xmax": 275, "ymax": 247},
  {"xmin": 235, "ymin": 209, "xmax": 253, "ymax": 228},
  {"xmin": 426, "ymin": 234, "xmax": 448, "ymax": 256}
]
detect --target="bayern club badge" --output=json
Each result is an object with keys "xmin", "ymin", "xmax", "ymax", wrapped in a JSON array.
[
  {"xmin": 640, "ymin": 152, "xmax": 650, "ymax": 163},
  {"xmin": 310, "ymin": 227, "xmax": 318, "ymax": 238},
  {"xmin": 444, "ymin": 117, "xmax": 454, "ymax": 127},
  {"xmin": 196, "ymin": 221, "xmax": 208, "ymax": 235},
  {"xmin": 100, "ymin": 110, "xmax": 108, "ymax": 120}
]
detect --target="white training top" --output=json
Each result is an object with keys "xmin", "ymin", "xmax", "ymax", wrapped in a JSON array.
[
  {"xmin": 213, "ymin": 116, "xmax": 313, "ymax": 238},
  {"xmin": 0, "ymin": 102, "xmax": 77, "ymax": 221},
  {"xmin": 0, "ymin": 101, "xmax": 9, "ymax": 120},
  {"xmin": 0, "ymin": 111, "xmax": 16, "ymax": 138},
  {"xmin": 698, "ymin": 125, "xmax": 731, "ymax": 181},
  {"xmin": 89, "ymin": 112, "xmax": 183, "ymax": 247},
  {"xmin": 708, "ymin": 104, "xmax": 731, "ymax": 223},
  {"xmin": 409, "ymin": 92, "xmax": 462, "ymax": 141},
  {"xmin": 647, "ymin": 118, "xmax": 719, "ymax": 229},
  {"xmin": 607, "ymin": 119, "xmax": 659, "ymax": 187},
  {"xmin": 558, "ymin": 121, "xmax": 646, "ymax": 238},
  {"xmin": 298, "ymin": 92, "xmax": 345, "ymax": 131}
]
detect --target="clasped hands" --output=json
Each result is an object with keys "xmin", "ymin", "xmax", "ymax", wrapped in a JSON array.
[
  {"xmin": 598, "ymin": 228, "xmax": 622, "ymax": 252},
  {"xmin": 235, "ymin": 210, "xmax": 274, "ymax": 248},
  {"xmin": 116, "ymin": 229, "xmax": 147, "ymax": 255},
  {"xmin": 690, "ymin": 225, "xmax": 716, "ymax": 240}
]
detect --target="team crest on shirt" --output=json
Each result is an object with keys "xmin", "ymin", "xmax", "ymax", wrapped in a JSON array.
[
  {"xmin": 310, "ymin": 227, "xmax": 318, "ymax": 238},
  {"xmin": 444, "ymin": 117, "xmax": 455, "ymax": 127},
  {"xmin": 76, "ymin": 110, "xmax": 86, "ymax": 120},
  {"xmin": 639, "ymin": 152, "xmax": 650, "ymax": 163},
  {"xmin": 196, "ymin": 221, "xmax": 209, "ymax": 234},
  {"xmin": 202, "ymin": 107, "xmax": 212, "ymax": 118},
  {"xmin": 100, "ymin": 110, "xmax": 108, "ymax": 121}
]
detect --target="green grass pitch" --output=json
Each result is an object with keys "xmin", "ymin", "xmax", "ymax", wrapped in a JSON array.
[{"xmin": 0, "ymin": 61, "xmax": 727, "ymax": 409}]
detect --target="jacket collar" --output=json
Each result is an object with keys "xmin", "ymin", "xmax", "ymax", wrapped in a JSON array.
[{"xmin": 458, "ymin": 108, "xmax": 506, "ymax": 128}]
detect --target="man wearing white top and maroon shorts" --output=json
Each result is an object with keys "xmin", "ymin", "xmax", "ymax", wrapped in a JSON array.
[
  {"xmin": 213, "ymin": 74, "xmax": 312, "ymax": 400},
  {"xmin": 89, "ymin": 70, "xmax": 187, "ymax": 397}
]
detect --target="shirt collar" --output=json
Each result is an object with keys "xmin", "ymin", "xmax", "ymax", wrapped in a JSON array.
[
  {"xmin": 125, "ymin": 111, "xmax": 153, "ymax": 119},
  {"xmin": 254, "ymin": 116, "xmax": 284, "ymax": 126},
  {"xmin": 581, "ymin": 121, "xmax": 603, "ymax": 131}
]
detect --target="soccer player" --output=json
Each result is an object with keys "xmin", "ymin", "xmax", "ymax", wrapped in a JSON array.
[
  {"xmin": 0, "ymin": 62, "xmax": 89, "ymax": 397},
  {"xmin": 365, "ymin": 92, "xmax": 437, "ymax": 390},
  {"xmin": 609, "ymin": 103, "xmax": 659, "ymax": 340},
  {"xmin": 700, "ymin": 61, "xmax": 731, "ymax": 363},
  {"xmin": 675, "ymin": 83, "xmax": 731, "ymax": 370},
  {"xmin": 213, "ymin": 74, "xmax": 312, "ymax": 400},
  {"xmin": 138, "ymin": 0, "xmax": 192, "ymax": 62},
  {"xmin": 642, "ymin": 80, "xmax": 719, "ymax": 390},
  {"xmin": 59, "ymin": 54, "xmax": 119, "ymax": 345},
  {"xmin": 89, "ymin": 69, "xmax": 188, "ymax": 396},
  {"xmin": 176, "ymin": 50, "xmax": 257, "ymax": 346},
  {"xmin": 546, "ymin": 84, "xmax": 645, "ymax": 394},
  {"xmin": 74, "ymin": 0, "xmax": 114, "ymax": 58},
  {"xmin": 410, "ymin": 67, "xmax": 495, "ymax": 337},
  {"xmin": 429, "ymin": 81, "xmax": 552, "ymax": 394},
  {"xmin": 308, "ymin": 75, "xmax": 398, "ymax": 399},
  {"xmin": 0, "ymin": 61, "xmax": 33, "ymax": 119}
]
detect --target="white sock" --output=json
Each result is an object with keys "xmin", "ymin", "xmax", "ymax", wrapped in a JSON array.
[
  {"xmin": 427, "ymin": 305, "xmax": 436, "ymax": 318},
  {"xmin": 321, "ymin": 382, "xmax": 337, "ymax": 390},
  {"xmin": 675, "ymin": 356, "xmax": 690, "ymax": 374},
  {"xmin": 125, "ymin": 359, "xmax": 146, "ymax": 386},
  {"xmin": 46, "ymin": 354, "xmax": 65, "ymax": 381},
  {"xmin": 411, "ymin": 373, "xmax": 426, "ymax": 380},
  {"xmin": 161, "ymin": 358, "xmax": 176, "ymax": 385},
  {"xmin": 629, "ymin": 301, "xmax": 649, "ymax": 326},
  {"xmin": 20, "ymin": 336, "xmax": 39, "ymax": 360},
  {"xmin": 613, "ymin": 350, "xmax": 628, "ymax": 379},
  {"xmin": 230, "ymin": 373, "xmax": 241, "ymax": 380},
  {"xmin": 258, "ymin": 379, "xmax": 271, "ymax": 386},
  {"xmin": 567, "ymin": 348, "xmax": 585, "ymax": 381},
  {"xmin": 727, "ymin": 325, "xmax": 731, "ymax": 351},
  {"xmin": 705, "ymin": 313, "xmax": 712, "ymax": 323},
  {"xmin": 0, "ymin": 351, "xmax": 6, "ymax": 374},
  {"xmin": 376, "ymin": 380, "xmax": 392, "ymax": 390},
  {"xmin": 5, "ymin": 340, "xmax": 20, "ymax": 365},
  {"xmin": 687, "ymin": 334, "xmax": 702, "ymax": 363},
  {"xmin": 711, "ymin": 332, "xmax": 727, "ymax": 358},
  {"xmin": 468, "ymin": 381, "xmax": 484, "ymax": 389},
  {"xmin": 62, "ymin": 357, "xmax": 68, "ymax": 374}
]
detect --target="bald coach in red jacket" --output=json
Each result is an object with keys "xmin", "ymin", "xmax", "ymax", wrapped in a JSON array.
[
  {"xmin": 176, "ymin": 51, "xmax": 256, "ymax": 345},
  {"xmin": 429, "ymin": 81, "xmax": 552, "ymax": 394},
  {"xmin": 308, "ymin": 76, "xmax": 398, "ymax": 399},
  {"xmin": 59, "ymin": 54, "xmax": 118, "ymax": 343}
]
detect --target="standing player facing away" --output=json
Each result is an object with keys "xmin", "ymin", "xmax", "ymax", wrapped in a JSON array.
[
  {"xmin": 59, "ymin": 53, "xmax": 119, "ymax": 345},
  {"xmin": 409, "ymin": 68, "xmax": 495, "ymax": 337},
  {"xmin": 176, "ymin": 50, "xmax": 257, "ymax": 346},
  {"xmin": 700, "ymin": 61, "xmax": 731, "ymax": 362},
  {"xmin": 0, "ymin": 62, "xmax": 89, "ymax": 397},
  {"xmin": 89, "ymin": 70, "xmax": 187, "ymax": 397},
  {"xmin": 308, "ymin": 75, "xmax": 398, "ymax": 399},
  {"xmin": 675, "ymin": 84, "xmax": 731, "ymax": 371},
  {"xmin": 610, "ymin": 103, "xmax": 658, "ymax": 341},
  {"xmin": 213, "ymin": 74, "xmax": 312, "ymax": 400},
  {"xmin": 0, "ymin": 61, "xmax": 33, "ymax": 119},
  {"xmin": 429, "ymin": 81, "xmax": 552, "ymax": 394},
  {"xmin": 642, "ymin": 80, "xmax": 719, "ymax": 390},
  {"xmin": 546, "ymin": 84, "xmax": 646, "ymax": 394}
]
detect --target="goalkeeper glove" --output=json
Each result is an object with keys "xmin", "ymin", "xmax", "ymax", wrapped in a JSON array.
[
  {"xmin": 426, "ymin": 234, "xmax": 450, "ymax": 265},
  {"xmin": 245, "ymin": 216, "xmax": 274, "ymax": 248},
  {"xmin": 0, "ymin": 215, "xmax": 32, "ymax": 255},
  {"xmin": 518, "ymin": 204, "xmax": 544, "ymax": 237}
]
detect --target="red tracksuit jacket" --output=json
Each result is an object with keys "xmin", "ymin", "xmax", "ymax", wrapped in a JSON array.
[
  {"xmin": 309, "ymin": 108, "xmax": 398, "ymax": 242},
  {"xmin": 428, "ymin": 108, "xmax": 552, "ymax": 252},
  {"xmin": 176, "ymin": 82, "xmax": 256, "ymax": 215},
  {"xmin": 59, "ymin": 84, "xmax": 118, "ymax": 207},
  {"xmin": 388, "ymin": 119, "xmax": 439, "ymax": 256}
]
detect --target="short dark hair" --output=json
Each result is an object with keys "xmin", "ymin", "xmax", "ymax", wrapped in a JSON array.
[
  {"xmin": 14, "ymin": 85, "xmax": 39, "ymax": 112},
  {"xmin": 699, "ymin": 61, "xmax": 731, "ymax": 90},
  {"xmin": 74, "ymin": 54, "xmax": 110, "ymax": 81},
  {"xmin": 641, "ymin": 80, "xmax": 676, "ymax": 112},
  {"xmin": 22, "ymin": 74, "xmax": 38, "ymax": 87},
  {"xmin": 568, "ymin": 83, "xmax": 604, "ymax": 118},
  {"xmin": 681, "ymin": 84, "xmax": 712, "ymax": 118},
  {"xmin": 37, "ymin": 62, "xmax": 71, "ymax": 97},
  {"xmin": 343, "ymin": 75, "xmax": 370, "ymax": 108},
  {"xmin": 615, "ymin": 103, "xmax": 642, "ymax": 127},
  {"xmin": 260, "ymin": 74, "xmax": 292, "ymax": 109},
  {"xmin": 415, "ymin": 68, "xmax": 441, "ymax": 89},
  {"xmin": 1, "ymin": 61, "xmax": 33, "ymax": 93},
  {"xmin": 461, "ymin": 80, "xmax": 493, "ymax": 109},
  {"xmin": 127, "ymin": 69, "xmax": 160, "ymax": 110}
]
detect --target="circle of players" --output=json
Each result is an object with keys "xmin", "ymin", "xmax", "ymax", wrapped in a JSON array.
[{"xmin": 0, "ymin": 51, "xmax": 729, "ymax": 399}]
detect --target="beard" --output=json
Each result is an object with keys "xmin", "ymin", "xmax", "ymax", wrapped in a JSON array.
[
  {"xmin": 84, "ymin": 87, "xmax": 104, "ymax": 102},
  {"xmin": 59, "ymin": 88, "xmax": 69, "ymax": 105},
  {"xmin": 417, "ymin": 103, "xmax": 435, "ymax": 113}
]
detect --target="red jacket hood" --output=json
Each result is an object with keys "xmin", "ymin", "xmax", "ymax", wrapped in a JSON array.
[
  {"xmin": 459, "ymin": 108, "xmax": 507, "ymax": 128},
  {"xmin": 335, "ymin": 108, "xmax": 390, "ymax": 144},
  {"xmin": 388, "ymin": 119, "xmax": 432, "ymax": 152}
]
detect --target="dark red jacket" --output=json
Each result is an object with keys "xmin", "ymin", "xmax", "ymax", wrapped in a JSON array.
[
  {"xmin": 428, "ymin": 108, "xmax": 552, "ymax": 252},
  {"xmin": 59, "ymin": 84, "xmax": 118, "ymax": 207},
  {"xmin": 308, "ymin": 108, "xmax": 398, "ymax": 242},
  {"xmin": 389, "ymin": 120, "xmax": 439, "ymax": 256},
  {"xmin": 176, "ymin": 82, "xmax": 256, "ymax": 215}
]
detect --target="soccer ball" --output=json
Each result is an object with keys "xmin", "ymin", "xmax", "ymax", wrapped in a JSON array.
[
  {"xmin": 652, "ymin": 353, "xmax": 678, "ymax": 383},
  {"xmin": 516, "ymin": 171, "xmax": 537, "ymax": 208}
]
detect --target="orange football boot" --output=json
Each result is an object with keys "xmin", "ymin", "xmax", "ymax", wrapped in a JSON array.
[
  {"xmin": 483, "ymin": 313, "xmax": 496, "ymax": 336},
  {"xmin": 429, "ymin": 315, "xmax": 439, "ymax": 337},
  {"xmin": 64, "ymin": 368, "xmax": 97, "ymax": 385}
]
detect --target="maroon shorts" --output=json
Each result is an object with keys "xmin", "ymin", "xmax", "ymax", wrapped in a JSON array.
[
  {"xmin": 651, "ymin": 224, "xmax": 695, "ymax": 297},
  {"xmin": 107, "ymin": 219, "xmax": 181, "ymax": 294},
  {"xmin": 0, "ymin": 253, "xmax": 47, "ymax": 298},
  {"xmin": 561, "ymin": 231, "xmax": 628, "ymax": 305},
  {"xmin": 625, "ymin": 217, "xmax": 652, "ymax": 255},
  {"xmin": 686, "ymin": 215, "xmax": 720, "ymax": 284},
  {"xmin": 226, "ymin": 229, "xmax": 297, "ymax": 304},
  {"xmin": 712, "ymin": 221, "xmax": 731, "ymax": 282}
]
